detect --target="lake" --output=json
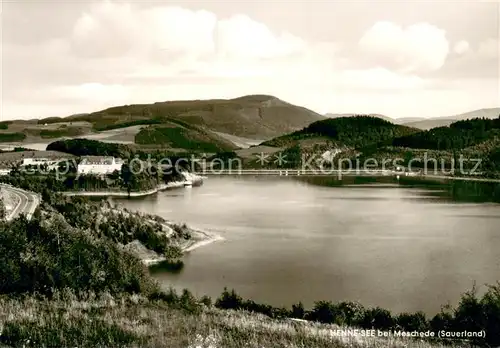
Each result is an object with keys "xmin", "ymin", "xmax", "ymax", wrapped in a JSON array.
[{"xmin": 117, "ymin": 175, "xmax": 500, "ymax": 315}]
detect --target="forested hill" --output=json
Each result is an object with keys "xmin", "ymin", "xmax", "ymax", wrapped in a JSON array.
[
  {"xmin": 261, "ymin": 115, "xmax": 419, "ymax": 149},
  {"xmin": 47, "ymin": 138, "xmax": 136, "ymax": 158},
  {"xmin": 254, "ymin": 114, "xmax": 500, "ymax": 174},
  {"xmin": 392, "ymin": 117, "xmax": 500, "ymax": 150}
]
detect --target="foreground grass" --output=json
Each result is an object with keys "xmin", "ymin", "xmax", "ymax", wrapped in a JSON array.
[{"xmin": 0, "ymin": 294, "xmax": 464, "ymax": 348}]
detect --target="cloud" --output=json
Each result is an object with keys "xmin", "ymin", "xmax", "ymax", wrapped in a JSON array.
[
  {"xmin": 216, "ymin": 14, "xmax": 306, "ymax": 59},
  {"xmin": 359, "ymin": 21, "xmax": 450, "ymax": 73},
  {"xmin": 453, "ymin": 40, "xmax": 470, "ymax": 55},
  {"xmin": 14, "ymin": 1, "xmax": 339, "ymax": 85},
  {"xmin": 69, "ymin": 1, "xmax": 308, "ymax": 64},
  {"xmin": 431, "ymin": 37, "xmax": 498, "ymax": 79},
  {"xmin": 63, "ymin": 2, "xmax": 312, "ymax": 80},
  {"xmin": 71, "ymin": 2, "xmax": 217, "ymax": 61},
  {"xmin": 2, "ymin": 1, "xmax": 496, "ymax": 120}
]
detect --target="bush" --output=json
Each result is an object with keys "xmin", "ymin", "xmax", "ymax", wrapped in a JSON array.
[
  {"xmin": 395, "ymin": 311, "xmax": 429, "ymax": 331},
  {"xmin": 200, "ymin": 295, "xmax": 212, "ymax": 308},
  {"xmin": 0, "ymin": 214, "xmax": 158, "ymax": 296},
  {"xmin": 215, "ymin": 288, "xmax": 244, "ymax": 310},
  {"xmin": 336, "ymin": 301, "xmax": 365, "ymax": 326},
  {"xmin": 148, "ymin": 287, "xmax": 179, "ymax": 305},
  {"xmin": 480, "ymin": 283, "xmax": 500, "ymax": 346},
  {"xmin": 453, "ymin": 287, "xmax": 484, "ymax": 333},
  {"xmin": 291, "ymin": 302, "xmax": 305, "ymax": 319},
  {"xmin": 179, "ymin": 289, "xmax": 201, "ymax": 313},
  {"xmin": 307, "ymin": 301, "xmax": 338, "ymax": 324},
  {"xmin": 430, "ymin": 305, "xmax": 454, "ymax": 332},
  {"xmin": 359, "ymin": 307, "xmax": 394, "ymax": 330},
  {"xmin": 172, "ymin": 223, "xmax": 191, "ymax": 239}
]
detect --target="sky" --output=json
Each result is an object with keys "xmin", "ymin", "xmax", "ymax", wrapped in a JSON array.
[{"xmin": 1, "ymin": 0, "xmax": 499, "ymax": 120}]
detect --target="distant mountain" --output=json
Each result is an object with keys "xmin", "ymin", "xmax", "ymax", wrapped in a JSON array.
[
  {"xmin": 401, "ymin": 119, "xmax": 459, "ymax": 130},
  {"xmin": 326, "ymin": 108, "xmax": 500, "ymax": 130},
  {"xmin": 395, "ymin": 117, "xmax": 426, "ymax": 124},
  {"xmin": 401, "ymin": 108, "xmax": 500, "ymax": 130},
  {"xmin": 66, "ymin": 95, "xmax": 325, "ymax": 140},
  {"xmin": 1, "ymin": 95, "xmax": 325, "ymax": 152},
  {"xmin": 393, "ymin": 117, "xmax": 500, "ymax": 151},
  {"xmin": 442, "ymin": 108, "xmax": 500, "ymax": 121}
]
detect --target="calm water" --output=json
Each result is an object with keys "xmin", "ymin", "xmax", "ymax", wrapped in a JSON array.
[{"xmin": 118, "ymin": 176, "xmax": 500, "ymax": 315}]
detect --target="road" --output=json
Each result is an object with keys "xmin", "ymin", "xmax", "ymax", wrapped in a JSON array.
[{"xmin": 1, "ymin": 184, "xmax": 40, "ymax": 221}]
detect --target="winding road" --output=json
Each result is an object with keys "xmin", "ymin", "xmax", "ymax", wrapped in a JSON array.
[{"xmin": 1, "ymin": 184, "xmax": 40, "ymax": 221}]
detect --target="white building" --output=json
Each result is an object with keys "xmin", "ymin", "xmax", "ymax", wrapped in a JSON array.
[
  {"xmin": 22, "ymin": 158, "xmax": 51, "ymax": 166},
  {"xmin": 77, "ymin": 156, "xmax": 123, "ymax": 175},
  {"xmin": 21, "ymin": 157, "xmax": 64, "ymax": 170}
]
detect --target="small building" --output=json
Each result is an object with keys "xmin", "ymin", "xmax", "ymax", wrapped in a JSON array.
[
  {"xmin": 77, "ymin": 156, "xmax": 123, "ymax": 175},
  {"xmin": 21, "ymin": 157, "xmax": 66, "ymax": 170},
  {"xmin": 0, "ymin": 150, "xmax": 74, "ymax": 170},
  {"xmin": 22, "ymin": 158, "xmax": 52, "ymax": 166}
]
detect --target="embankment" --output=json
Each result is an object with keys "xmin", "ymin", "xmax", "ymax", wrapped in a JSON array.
[
  {"xmin": 61, "ymin": 179, "xmax": 200, "ymax": 197},
  {"xmin": 142, "ymin": 227, "xmax": 224, "ymax": 266}
]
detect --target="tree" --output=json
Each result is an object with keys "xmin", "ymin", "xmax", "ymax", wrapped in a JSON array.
[
  {"xmin": 120, "ymin": 163, "xmax": 134, "ymax": 196},
  {"xmin": 0, "ymin": 194, "xmax": 6, "ymax": 221},
  {"xmin": 396, "ymin": 311, "xmax": 429, "ymax": 331},
  {"xmin": 163, "ymin": 245, "xmax": 183, "ymax": 260},
  {"xmin": 9, "ymin": 163, "xmax": 21, "ymax": 176},
  {"xmin": 480, "ymin": 283, "xmax": 500, "ymax": 346},
  {"xmin": 215, "ymin": 288, "xmax": 243, "ymax": 310},
  {"xmin": 291, "ymin": 302, "xmax": 305, "ymax": 319},
  {"xmin": 430, "ymin": 305, "xmax": 454, "ymax": 332},
  {"xmin": 359, "ymin": 307, "xmax": 394, "ymax": 330},
  {"xmin": 454, "ymin": 285, "xmax": 485, "ymax": 333},
  {"xmin": 309, "ymin": 301, "xmax": 337, "ymax": 323},
  {"xmin": 336, "ymin": 301, "xmax": 365, "ymax": 326}
]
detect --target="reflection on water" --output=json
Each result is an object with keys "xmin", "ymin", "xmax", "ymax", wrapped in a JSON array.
[
  {"xmin": 149, "ymin": 260, "xmax": 184, "ymax": 274},
  {"xmin": 118, "ymin": 176, "xmax": 500, "ymax": 315}
]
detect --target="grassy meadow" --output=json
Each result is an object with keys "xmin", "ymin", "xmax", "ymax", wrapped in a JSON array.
[{"xmin": 0, "ymin": 292, "xmax": 465, "ymax": 348}]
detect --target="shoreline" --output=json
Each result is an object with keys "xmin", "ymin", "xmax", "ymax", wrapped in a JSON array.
[
  {"xmin": 182, "ymin": 227, "xmax": 225, "ymax": 253},
  {"xmin": 60, "ymin": 181, "xmax": 188, "ymax": 197},
  {"xmin": 142, "ymin": 227, "xmax": 224, "ymax": 266},
  {"xmin": 60, "ymin": 175, "xmax": 204, "ymax": 197},
  {"xmin": 100, "ymin": 205, "xmax": 224, "ymax": 265}
]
